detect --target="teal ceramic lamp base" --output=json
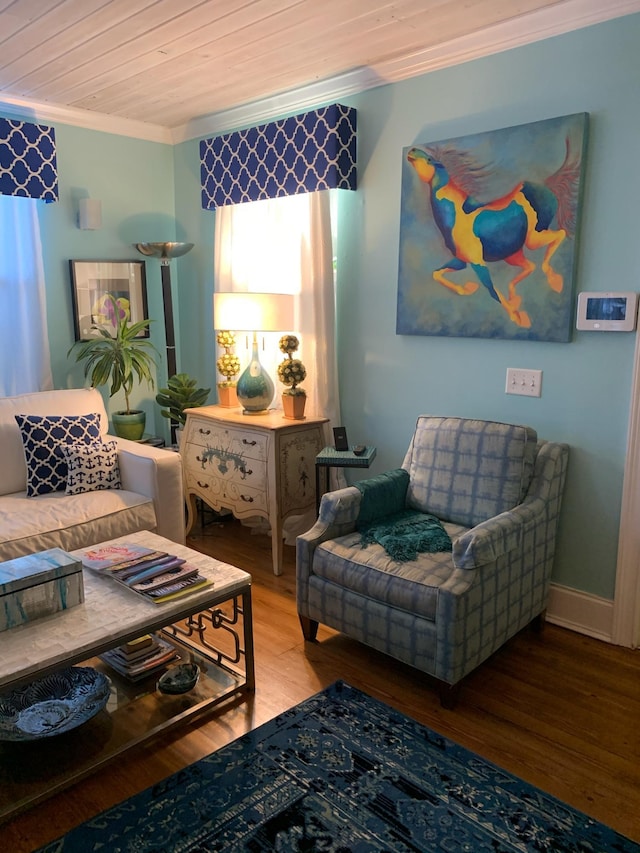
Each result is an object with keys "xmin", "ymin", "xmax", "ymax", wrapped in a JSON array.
[{"xmin": 237, "ymin": 337, "xmax": 274, "ymax": 414}]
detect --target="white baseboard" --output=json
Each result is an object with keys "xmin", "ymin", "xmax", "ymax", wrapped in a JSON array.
[{"xmin": 546, "ymin": 582, "xmax": 614, "ymax": 643}]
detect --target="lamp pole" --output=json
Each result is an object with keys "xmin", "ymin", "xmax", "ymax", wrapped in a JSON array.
[{"xmin": 134, "ymin": 241, "xmax": 194, "ymax": 443}]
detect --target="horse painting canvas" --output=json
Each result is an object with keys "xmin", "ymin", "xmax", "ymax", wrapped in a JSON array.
[{"xmin": 396, "ymin": 114, "xmax": 588, "ymax": 341}]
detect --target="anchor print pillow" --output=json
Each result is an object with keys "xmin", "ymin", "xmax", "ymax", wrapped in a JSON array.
[{"xmin": 60, "ymin": 440, "xmax": 121, "ymax": 495}]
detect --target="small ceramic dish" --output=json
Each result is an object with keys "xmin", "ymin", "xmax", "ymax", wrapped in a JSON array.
[{"xmin": 157, "ymin": 663, "xmax": 200, "ymax": 695}]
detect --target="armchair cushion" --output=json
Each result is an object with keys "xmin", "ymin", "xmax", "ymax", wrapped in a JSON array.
[
  {"xmin": 311, "ymin": 518, "xmax": 467, "ymax": 621},
  {"xmin": 403, "ymin": 416, "xmax": 537, "ymax": 527}
]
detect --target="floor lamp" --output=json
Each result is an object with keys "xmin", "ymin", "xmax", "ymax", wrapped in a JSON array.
[{"xmin": 134, "ymin": 241, "xmax": 194, "ymax": 441}]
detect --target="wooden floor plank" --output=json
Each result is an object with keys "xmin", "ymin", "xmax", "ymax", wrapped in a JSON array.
[{"xmin": 2, "ymin": 517, "xmax": 640, "ymax": 850}]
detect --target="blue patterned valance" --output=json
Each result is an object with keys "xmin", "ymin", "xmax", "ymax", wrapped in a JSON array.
[
  {"xmin": 200, "ymin": 103, "xmax": 356, "ymax": 209},
  {"xmin": 0, "ymin": 118, "xmax": 58, "ymax": 202}
]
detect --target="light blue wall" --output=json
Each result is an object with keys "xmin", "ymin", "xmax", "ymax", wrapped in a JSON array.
[
  {"xmin": 174, "ymin": 13, "xmax": 640, "ymax": 602},
  {"xmin": 333, "ymin": 15, "xmax": 640, "ymax": 600},
  {"xmin": 5, "ymin": 13, "xmax": 636, "ymax": 602},
  {"xmin": 172, "ymin": 138, "xmax": 217, "ymax": 398},
  {"xmin": 6, "ymin": 116, "xmax": 177, "ymax": 438}
]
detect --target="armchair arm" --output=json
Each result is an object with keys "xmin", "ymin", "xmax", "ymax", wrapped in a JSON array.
[
  {"xmin": 453, "ymin": 439, "xmax": 569, "ymax": 569},
  {"xmin": 296, "ymin": 486, "xmax": 361, "ymax": 613},
  {"xmin": 453, "ymin": 496, "xmax": 546, "ymax": 569},
  {"xmin": 297, "ymin": 485, "xmax": 361, "ymax": 552},
  {"xmin": 115, "ymin": 437, "xmax": 185, "ymax": 545}
]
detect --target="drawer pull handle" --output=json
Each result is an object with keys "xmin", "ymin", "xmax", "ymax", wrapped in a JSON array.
[
  {"xmin": 239, "ymin": 466, "xmax": 253, "ymax": 478},
  {"xmin": 198, "ymin": 428, "xmax": 211, "ymax": 435},
  {"xmin": 197, "ymin": 480, "xmax": 209, "ymax": 489},
  {"xmin": 239, "ymin": 494, "xmax": 254, "ymax": 503},
  {"xmin": 242, "ymin": 439, "xmax": 257, "ymax": 447}
]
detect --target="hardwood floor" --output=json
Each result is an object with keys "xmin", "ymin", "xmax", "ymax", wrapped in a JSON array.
[{"xmin": 4, "ymin": 517, "xmax": 640, "ymax": 850}]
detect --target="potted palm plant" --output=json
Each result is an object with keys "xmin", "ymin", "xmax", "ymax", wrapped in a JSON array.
[{"xmin": 68, "ymin": 293, "xmax": 158, "ymax": 440}]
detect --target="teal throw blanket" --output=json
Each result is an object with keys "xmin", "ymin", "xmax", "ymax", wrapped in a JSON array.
[{"xmin": 355, "ymin": 469, "xmax": 452, "ymax": 562}]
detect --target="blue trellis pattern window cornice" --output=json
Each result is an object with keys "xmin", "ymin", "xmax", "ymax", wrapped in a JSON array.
[
  {"xmin": 200, "ymin": 103, "xmax": 356, "ymax": 209},
  {"xmin": 0, "ymin": 118, "xmax": 58, "ymax": 202}
]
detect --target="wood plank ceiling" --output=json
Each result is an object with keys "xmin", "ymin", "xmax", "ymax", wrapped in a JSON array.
[{"xmin": 0, "ymin": 0, "xmax": 637, "ymax": 135}]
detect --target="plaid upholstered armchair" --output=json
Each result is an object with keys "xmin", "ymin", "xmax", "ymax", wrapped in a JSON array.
[{"xmin": 296, "ymin": 416, "xmax": 569, "ymax": 707}]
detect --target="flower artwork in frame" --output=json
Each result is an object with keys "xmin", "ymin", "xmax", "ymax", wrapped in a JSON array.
[
  {"xmin": 396, "ymin": 113, "xmax": 589, "ymax": 342},
  {"xmin": 69, "ymin": 260, "xmax": 149, "ymax": 341}
]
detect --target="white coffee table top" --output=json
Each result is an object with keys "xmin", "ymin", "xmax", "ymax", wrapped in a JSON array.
[{"xmin": 0, "ymin": 531, "xmax": 251, "ymax": 690}]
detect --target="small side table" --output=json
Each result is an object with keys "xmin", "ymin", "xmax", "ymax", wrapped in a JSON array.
[{"xmin": 315, "ymin": 446, "xmax": 377, "ymax": 512}]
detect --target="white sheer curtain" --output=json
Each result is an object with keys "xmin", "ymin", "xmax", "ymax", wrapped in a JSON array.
[
  {"xmin": 214, "ymin": 191, "xmax": 342, "ymax": 430},
  {"xmin": 214, "ymin": 191, "xmax": 346, "ymax": 537},
  {"xmin": 0, "ymin": 194, "xmax": 52, "ymax": 395}
]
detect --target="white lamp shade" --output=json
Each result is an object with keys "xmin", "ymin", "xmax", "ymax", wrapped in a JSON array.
[{"xmin": 214, "ymin": 292, "xmax": 294, "ymax": 332}]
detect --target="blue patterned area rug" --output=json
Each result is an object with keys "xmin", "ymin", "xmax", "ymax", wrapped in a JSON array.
[{"xmin": 39, "ymin": 681, "xmax": 638, "ymax": 852}]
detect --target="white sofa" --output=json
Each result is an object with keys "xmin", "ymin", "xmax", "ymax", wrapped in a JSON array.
[{"xmin": 0, "ymin": 388, "xmax": 185, "ymax": 561}]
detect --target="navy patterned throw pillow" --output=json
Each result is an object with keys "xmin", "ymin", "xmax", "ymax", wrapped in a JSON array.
[
  {"xmin": 60, "ymin": 440, "xmax": 121, "ymax": 495},
  {"xmin": 15, "ymin": 413, "xmax": 102, "ymax": 497}
]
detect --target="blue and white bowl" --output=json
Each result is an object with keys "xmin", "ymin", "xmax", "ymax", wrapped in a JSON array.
[{"xmin": 0, "ymin": 666, "xmax": 111, "ymax": 740}]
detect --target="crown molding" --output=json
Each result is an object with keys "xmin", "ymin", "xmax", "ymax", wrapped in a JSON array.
[
  {"xmin": 171, "ymin": 0, "xmax": 640, "ymax": 144},
  {"xmin": 0, "ymin": 94, "xmax": 171, "ymax": 144},
  {"xmin": 2, "ymin": 0, "xmax": 639, "ymax": 146}
]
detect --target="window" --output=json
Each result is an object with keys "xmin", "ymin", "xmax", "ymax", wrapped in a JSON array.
[{"xmin": 0, "ymin": 194, "xmax": 52, "ymax": 395}]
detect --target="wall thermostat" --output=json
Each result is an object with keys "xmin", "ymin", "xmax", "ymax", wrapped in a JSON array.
[{"xmin": 576, "ymin": 291, "xmax": 638, "ymax": 332}]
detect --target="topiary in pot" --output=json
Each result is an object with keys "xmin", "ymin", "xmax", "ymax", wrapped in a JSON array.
[
  {"xmin": 277, "ymin": 334, "xmax": 307, "ymax": 420},
  {"xmin": 68, "ymin": 293, "xmax": 158, "ymax": 440},
  {"xmin": 216, "ymin": 330, "xmax": 240, "ymax": 408}
]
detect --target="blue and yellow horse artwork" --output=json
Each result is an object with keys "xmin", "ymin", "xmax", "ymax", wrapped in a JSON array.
[{"xmin": 397, "ymin": 114, "xmax": 588, "ymax": 341}]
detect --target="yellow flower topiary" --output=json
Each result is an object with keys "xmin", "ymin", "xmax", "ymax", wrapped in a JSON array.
[{"xmin": 278, "ymin": 334, "xmax": 307, "ymax": 398}]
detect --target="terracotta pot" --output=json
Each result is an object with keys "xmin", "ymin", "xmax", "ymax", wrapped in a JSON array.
[
  {"xmin": 218, "ymin": 384, "xmax": 239, "ymax": 408},
  {"xmin": 282, "ymin": 393, "xmax": 306, "ymax": 420}
]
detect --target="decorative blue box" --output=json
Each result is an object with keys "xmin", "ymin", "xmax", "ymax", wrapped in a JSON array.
[{"xmin": 0, "ymin": 549, "xmax": 84, "ymax": 632}]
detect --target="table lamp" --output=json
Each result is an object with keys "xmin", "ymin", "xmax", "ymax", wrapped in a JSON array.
[{"xmin": 213, "ymin": 292, "xmax": 294, "ymax": 414}]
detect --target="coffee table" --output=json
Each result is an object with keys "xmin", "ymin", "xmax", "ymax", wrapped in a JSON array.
[{"xmin": 0, "ymin": 531, "xmax": 254, "ymax": 822}]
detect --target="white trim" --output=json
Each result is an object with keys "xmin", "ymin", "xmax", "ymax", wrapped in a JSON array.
[
  {"xmin": 546, "ymin": 582, "xmax": 614, "ymax": 643},
  {"xmin": 2, "ymin": 1, "xmax": 639, "ymax": 144},
  {"xmin": 0, "ymin": 95, "xmax": 171, "ymax": 144},
  {"xmin": 612, "ymin": 329, "xmax": 640, "ymax": 648}
]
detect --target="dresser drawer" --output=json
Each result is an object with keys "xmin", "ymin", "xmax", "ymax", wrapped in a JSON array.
[
  {"xmin": 186, "ymin": 417, "xmax": 268, "ymax": 462},
  {"xmin": 184, "ymin": 441, "xmax": 267, "ymax": 491},
  {"xmin": 185, "ymin": 469, "xmax": 267, "ymax": 514}
]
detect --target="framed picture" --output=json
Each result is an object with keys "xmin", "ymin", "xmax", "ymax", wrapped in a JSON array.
[
  {"xmin": 69, "ymin": 259, "xmax": 149, "ymax": 341},
  {"xmin": 396, "ymin": 113, "xmax": 589, "ymax": 342}
]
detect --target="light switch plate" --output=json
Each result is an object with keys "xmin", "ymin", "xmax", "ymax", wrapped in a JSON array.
[{"xmin": 505, "ymin": 368, "xmax": 542, "ymax": 397}]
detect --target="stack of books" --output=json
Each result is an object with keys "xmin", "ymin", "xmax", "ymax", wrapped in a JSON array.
[
  {"xmin": 78, "ymin": 542, "xmax": 212, "ymax": 603},
  {"xmin": 100, "ymin": 634, "xmax": 180, "ymax": 682}
]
